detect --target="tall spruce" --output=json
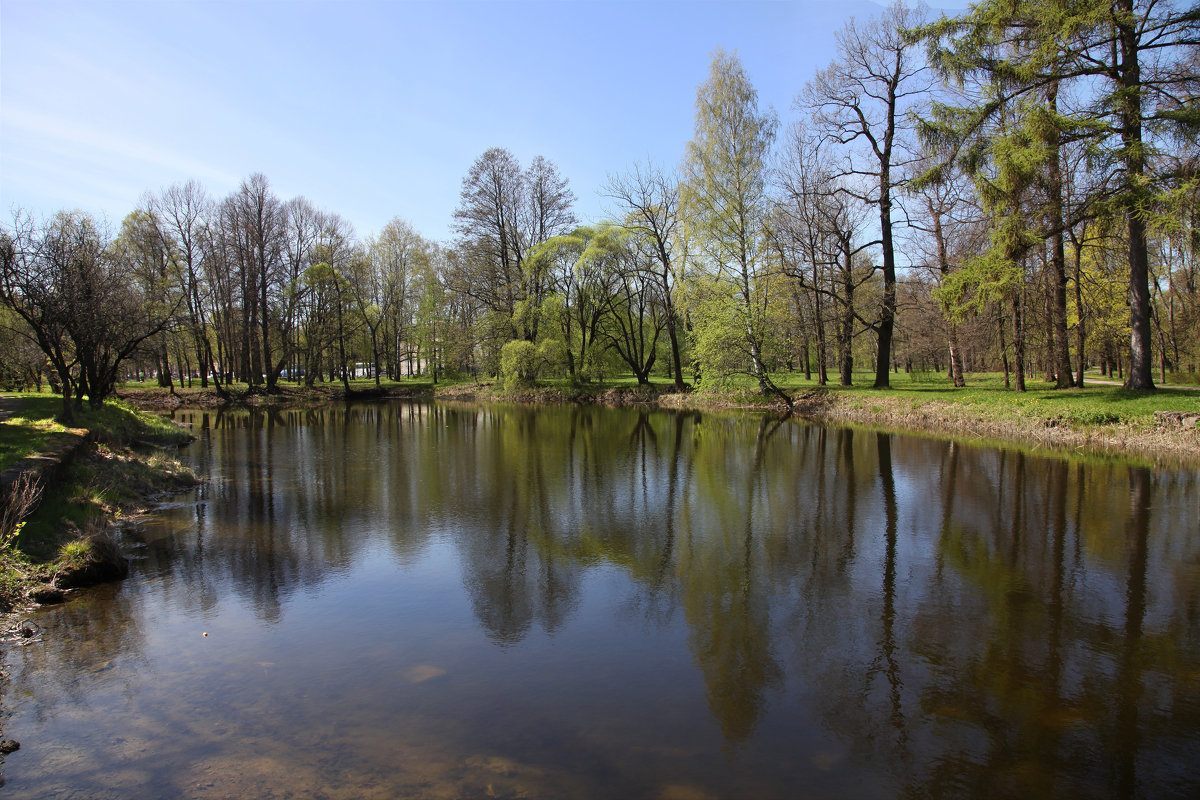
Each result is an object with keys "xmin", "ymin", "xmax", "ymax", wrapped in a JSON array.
[{"xmin": 919, "ymin": 0, "xmax": 1200, "ymax": 391}]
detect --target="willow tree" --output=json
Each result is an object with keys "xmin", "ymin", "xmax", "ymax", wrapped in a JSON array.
[{"xmin": 682, "ymin": 49, "xmax": 780, "ymax": 396}]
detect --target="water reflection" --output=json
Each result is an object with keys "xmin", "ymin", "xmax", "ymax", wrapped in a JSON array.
[{"xmin": 4, "ymin": 402, "xmax": 1199, "ymax": 799}]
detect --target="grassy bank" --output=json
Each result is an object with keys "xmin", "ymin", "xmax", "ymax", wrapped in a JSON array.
[
  {"xmin": 788, "ymin": 374, "xmax": 1199, "ymax": 467},
  {"xmin": 112, "ymin": 369, "xmax": 1200, "ymax": 466},
  {"xmin": 0, "ymin": 395, "xmax": 195, "ymax": 611},
  {"xmin": 437, "ymin": 370, "xmax": 1200, "ymax": 466}
]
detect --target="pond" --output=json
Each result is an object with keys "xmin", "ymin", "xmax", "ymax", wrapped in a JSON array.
[{"xmin": 2, "ymin": 402, "xmax": 1199, "ymax": 799}]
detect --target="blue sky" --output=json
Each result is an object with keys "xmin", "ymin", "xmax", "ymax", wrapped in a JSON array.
[{"xmin": 1, "ymin": 0, "xmax": 968, "ymax": 242}]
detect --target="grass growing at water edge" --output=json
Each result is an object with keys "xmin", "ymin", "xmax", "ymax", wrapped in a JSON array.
[{"xmin": 0, "ymin": 394, "xmax": 197, "ymax": 610}]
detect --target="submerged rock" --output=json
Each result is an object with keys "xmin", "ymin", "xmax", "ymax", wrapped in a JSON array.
[
  {"xmin": 404, "ymin": 665, "xmax": 446, "ymax": 683},
  {"xmin": 29, "ymin": 583, "xmax": 67, "ymax": 604}
]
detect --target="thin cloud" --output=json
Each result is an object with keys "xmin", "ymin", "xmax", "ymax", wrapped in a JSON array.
[{"xmin": 3, "ymin": 107, "xmax": 242, "ymax": 189}]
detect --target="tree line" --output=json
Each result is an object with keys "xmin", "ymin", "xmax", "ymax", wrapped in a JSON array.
[{"xmin": 3, "ymin": 0, "xmax": 1197, "ymax": 420}]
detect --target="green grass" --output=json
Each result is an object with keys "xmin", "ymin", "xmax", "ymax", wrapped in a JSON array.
[
  {"xmin": 759, "ymin": 369, "xmax": 1200, "ymax": 426},
  {"xmin": 0, "ymin": 395, "xmax": 74, "ymax": 471},
  {"xmin": 117, "ymin": 367, "xmax": 1198, "ymax": 435},
  {"xmin": 425, "ymin": 366, "xmax": 1199, "ymax": 430},
  {"xmin": 0, "ymin": 392, "xmax": 197, "ymax": 606},
  {"xmin": 58, "ymin": 538, "xmax": 92, "ymax": 566},
  {"xmin": 0, "ymin": 393, "xmax": 193, "ymax": 472},
  {"xmin": 82, "ymin": 400, "xmax": 194, "ymax": 446}
]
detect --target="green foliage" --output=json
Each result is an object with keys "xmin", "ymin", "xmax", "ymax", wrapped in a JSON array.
[
  {"xmin": 58, "ymin": 537, "xmax": 93, "ymax": 567},
  {"xmin": 683, "ymin": 49, "xmax": 779, "ymax": 388},
  {"xmin": 0, "ymin": 542, "xmax": 34, "ymax": 611},
  {"xmin": 688, "ymin": 281, "xmax": 746, "ymax": 388},
  {"xmin": 500, "ymin": 340, "xmax": 540, "ymax": 391},
  {"xmin": 536, "ymin": 338, "xmax": 568, "ymax": 378}
]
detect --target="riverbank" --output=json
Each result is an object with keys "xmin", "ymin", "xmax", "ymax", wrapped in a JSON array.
[
  {"xmin": 455, "ymin": 377, "xmax": 1200, "ymax": 467},
  {"xmin": 0, "ymin": 397, "xmax": 196, "ymax": 612},
  {"xmin": 790, "ymin": 387, "xmax": 1200, "ymax": 468},
  {"xmin": 114, "ymin": 371, "xmax": 1200, "ymax": 467}
]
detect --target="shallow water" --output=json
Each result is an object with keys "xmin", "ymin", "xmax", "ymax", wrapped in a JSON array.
[{"xmin": 2, "ymin": 402, "xmax": 1199, "ymax": 799}]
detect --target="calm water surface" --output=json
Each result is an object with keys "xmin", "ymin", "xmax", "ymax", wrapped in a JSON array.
[{"xmin": 2, "ymin": 402, "xmax": 1199, "ymax": 799}]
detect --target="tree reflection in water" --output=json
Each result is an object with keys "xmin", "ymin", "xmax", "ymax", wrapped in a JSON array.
[{"xmin": 4, "ymin": 403, "xmax": 1198, "ymax": 799}]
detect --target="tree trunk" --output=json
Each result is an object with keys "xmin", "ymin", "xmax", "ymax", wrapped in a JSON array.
[
  {"xmin": 872, "ymin": 103, "xmax": 898, "ymax": 391},
  {"xmin": 839, "ymin": 254, "xmax": 854, "ymax": 386},
  {"xmin": 1073, "ymin": 235, "xmax": 1087, "ymax": 387},
  {"xmin": 932, "ymin": 205, "xmax": 965, "ymax": 387},
  {"xmin": 814, "ymin": 261, "xmax": 828, "ymax": 386},
  {"xmin": 1012, "ymin": 289, "xmax": 1026, "ymax": 392},
  {"xmin": 998, "ymin": 314, "xmax": 1011, "ymax": 390},
  {"xmin": 1117, "ymin": 0, "xmax": 1155, "ymax": 390},
  {"xmin": 1046, "ymin": 81, "xmax": 1075, "ymax": 388},
  {"xmin": 948, "ymin": 324, "xmax": 965, "ymax": 387},
  {"xmin": 1044, "ymin": 262, "xmax": 1057, "ymax": 384},
  {"xmin": 665, "ymin": 293, "xmax": 686, "ymax": 389}
]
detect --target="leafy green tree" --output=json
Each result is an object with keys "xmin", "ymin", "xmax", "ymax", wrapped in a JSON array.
[
  {"xmin": 412, "ymin": 243, "xmax": 453, "ymax": 381},
  {"xmin": 527, "ymin": 225, "xmax": 622, "ymax": 383},
  {"xmin": 683, "ymin": 49, "xmax": 780, "ymax": 394},
  {"xmin": 920, "ymin": 0, "xmax": 1200, "ymax": 390},
  {"xmin": 500, "ymin": 339, "xmax": 535, "ymax": 390},
  {"xmin": 600, "ymin": 226, "xmax": 669, "ymax": 385}
]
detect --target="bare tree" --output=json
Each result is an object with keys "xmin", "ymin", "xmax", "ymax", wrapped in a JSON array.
[
  {"xmin": 906, "ymin": 158, "xmax": 986, "ymax": 387},
  {"xmin": 803, "ymin": 1, "xmax": 931, "ymax": 388},
  {"xmin": 453, "ymin": 148, "xmax": 529, "ymax": 340},
  {"xmin": 0, "ymin": 210, "xmax": 176, "ymax": 421},
  {"xmin": 280, "ymin": 196, "xmax": 322, "ymax": 383},
  {"xmin": 369, "ymin": 218, "xmax": 425, "ymax": 378},
  {"xmin": 453, "ymin": 148, "xmax": 576, "ymax": 347},
  {"xmin": 603, "ymin": 161, "xmax": 689, "ymax": 388},
  {"xmin": 153, "ymin": 180, "xmax": 218, "ymax": 389},
  {"xmin": 777, "ymin": 125, "xmax": 880, "ymax": 386}
]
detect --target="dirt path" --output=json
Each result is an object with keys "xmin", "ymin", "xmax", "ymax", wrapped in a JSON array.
[
  {"xmin": 1080, "ymin": 375, "xmax": 1200, "ymax": 392},
  {"xmin": 0, "ymin": 396, "xmax": 24, "ymax": 421}
]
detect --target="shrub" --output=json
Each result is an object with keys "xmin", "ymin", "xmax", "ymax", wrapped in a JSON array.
[{"xmin": 500, "ymin": 340, "xmax": 540, "ymax": 391}]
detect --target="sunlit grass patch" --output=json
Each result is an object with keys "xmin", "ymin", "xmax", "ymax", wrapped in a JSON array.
[{"xmin": 0, "ymin": 395, "xmax": 73, "ymax": 471}]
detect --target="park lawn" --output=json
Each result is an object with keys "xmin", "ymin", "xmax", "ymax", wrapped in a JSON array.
[
  {"xmin": 0, "ymin": 395, "xmax": 74, "ymax": 472},
  {"xmin": 0, "ymin": 393, "xmax": 192, "ymax": 472},
  {"xmin": 698, "ymin": 369, "xmax": 1198, "ymax": 429},
  {"xmin": 110, "ymin": 369, "xmax": 1200, "ymax": 431}
]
